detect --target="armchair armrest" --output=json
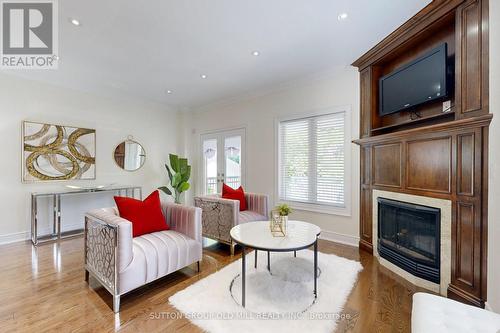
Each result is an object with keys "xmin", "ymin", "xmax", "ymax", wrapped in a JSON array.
[
  {"xmin": 194, "ymin": 195, "xmax": 239, "ymax": 243},
  {"xmin": 161, "ymin": 202, "xmax": 202, "ymax": 244},
  {"xmin": 245, "ymin": 193, "xmax": 269, "ymax": 218},
  {"xmin": 194, "ymin": 195, "xmax": 240, "ymax": 214},
  {"xmin": 85, "ymin": 208, "xmax": 133, "ymax": 274}
]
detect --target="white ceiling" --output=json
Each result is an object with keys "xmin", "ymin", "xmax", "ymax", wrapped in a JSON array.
[{"xmin": 7, "ymin": 0, "xmax": 431, "ymax": 108}]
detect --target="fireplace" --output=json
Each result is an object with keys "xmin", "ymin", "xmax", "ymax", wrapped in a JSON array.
[{"xmin": 377, "ymin": 197, "xmax": 441, "ymax": 283}]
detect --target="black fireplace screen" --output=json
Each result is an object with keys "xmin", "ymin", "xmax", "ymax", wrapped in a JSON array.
[{"xmin": 378, "ymin": 197, "xmax": 441, "ymax": 283}]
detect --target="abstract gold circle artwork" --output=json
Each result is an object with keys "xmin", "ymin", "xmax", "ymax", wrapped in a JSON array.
[{"xmin": 22, "ymin": 121, "xmax": 96, "ymax": 182}]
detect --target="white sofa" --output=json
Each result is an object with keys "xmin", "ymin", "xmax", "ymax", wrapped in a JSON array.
[
  {"xmin": 84, "ymin": 202, "xmax": 202, "ymax": 312},
  {"xmin": 412, "ymin": 292, "xmax": 500, "ymax": 333}
]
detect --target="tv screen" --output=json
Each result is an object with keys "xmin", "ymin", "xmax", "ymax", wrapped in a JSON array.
[{"xmin": 379, "ymin": 43, "xmax": 448, "ymax": 116}]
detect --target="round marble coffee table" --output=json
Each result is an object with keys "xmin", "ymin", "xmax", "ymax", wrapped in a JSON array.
[{"xmin": 230, "ymin": 220, "xmax": 321, "ymax": 308}]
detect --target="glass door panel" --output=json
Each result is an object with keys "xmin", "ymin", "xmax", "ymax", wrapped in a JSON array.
[
  {"xmin": 201, "ymin": 128, "xmax": 245, "ymax": 195},
  {"xmin": 224, "ymin": 136, "xmax": 242, "ymax": 189},
  {"xmin": 202, "ymin": 138, "xmax": 218, "ymax": 194}
]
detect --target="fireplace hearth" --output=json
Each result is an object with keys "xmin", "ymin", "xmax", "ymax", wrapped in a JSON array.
[{"xmin": 377, "ymin": 198, "xmax": 441, "ymax": 284}]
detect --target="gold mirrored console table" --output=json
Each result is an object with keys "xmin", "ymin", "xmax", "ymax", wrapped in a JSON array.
[{"xmin": 31, "ymin": 185, "xmax": 142, "ymax": 245}]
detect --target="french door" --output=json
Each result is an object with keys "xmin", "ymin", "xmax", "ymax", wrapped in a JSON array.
[{"xmin": 200, "ymin": 128, "xmax": 246, "ymax": 195}]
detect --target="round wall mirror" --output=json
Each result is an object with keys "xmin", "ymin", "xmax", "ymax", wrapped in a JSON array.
[{"xmin": 114, "ymin": 137, "xmax": 146, "ymax": 171}]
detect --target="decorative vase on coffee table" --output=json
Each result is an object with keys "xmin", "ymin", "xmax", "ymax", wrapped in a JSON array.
[{"xmin": 270, "ymin": 210, "xmax": 287, "ymax": 237}]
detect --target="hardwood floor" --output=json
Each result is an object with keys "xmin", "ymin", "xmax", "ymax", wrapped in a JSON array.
[{"xmin": 0, "ymin": 237, "xmax": 428, "ymax": 332}]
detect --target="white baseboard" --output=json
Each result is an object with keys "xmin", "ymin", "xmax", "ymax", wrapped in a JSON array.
[
  {"xmin": 485, "ymin": 301, "xmax": 493, "ymax": 311},
  {"xmin": 2, "ymin": 226, "xmax": 359, "ymax": 248},
  {"xmin": 0, "ymin": 223, "xmax": 83, "ymax": 246},
  {"xmin": 0, "ymin": 231, "xmax": 30, "ymax": 245},
  {"xmin": 319, "ymin": 230, "xmax": 359, "ymax": 247}
]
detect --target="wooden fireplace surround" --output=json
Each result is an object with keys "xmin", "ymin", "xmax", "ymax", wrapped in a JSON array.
[{"xmin": 352, "ymin": 0, "xmax": 490, "ymax": 307}]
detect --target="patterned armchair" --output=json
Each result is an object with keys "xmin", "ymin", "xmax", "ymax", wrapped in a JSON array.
[
  {"xmin": 84, "ymin": 202, "xmax": 202, "ymax": 312},
  {"xmin": 194, "ymin": 192, "xmax": 268, "ymax": 255}
]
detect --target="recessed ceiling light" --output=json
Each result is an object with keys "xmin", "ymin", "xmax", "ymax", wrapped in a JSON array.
[
  {"xmin": 338, "ymin": 13, "xmax": 348, "ymax": 21},
  {"xmin": 252, "ymin": 51, "xmax": 260, "ymax": 56},
  {"xmin": 166, "ymin": 90, "xmax": 172, "ymax": 94},
  {"xmin": 200, "ymin": 74, "xmax": 207, "ymax": 79},
  {"xmin": 70, "ymin": 18, "xmax": 81, "ymax": 26}
]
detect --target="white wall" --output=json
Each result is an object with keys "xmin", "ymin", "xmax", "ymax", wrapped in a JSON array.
[
  {"xmin": 184, "ymin": 67, "xmax": 360, "ymax": 245},
  {"xmin": 0, "ymin": 73, "xmax": 179, "ymax": 244},
  {"xmin": 487, "ymin": 0, "xmax": 500, "ymax": 313}
]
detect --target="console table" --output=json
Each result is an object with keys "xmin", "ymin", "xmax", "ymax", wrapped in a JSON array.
[{"xmin": 31, "ymin": 185, "xmax": 142, "ymax": 245}]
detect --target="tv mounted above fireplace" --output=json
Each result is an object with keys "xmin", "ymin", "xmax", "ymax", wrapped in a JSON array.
[{"xmin": 378, "ymin": 43, "xmax": 449, "ymax": 116}]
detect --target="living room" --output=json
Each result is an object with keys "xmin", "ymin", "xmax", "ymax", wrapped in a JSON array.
[{"xmin": 0, "ymin": 0, "xmax": 499, "ymax": 332}]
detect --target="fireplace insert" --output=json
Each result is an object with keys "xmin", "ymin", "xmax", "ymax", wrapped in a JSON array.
[{"xmin": 378, "ymin": 197, "xmax": 440, "ymax": 283}]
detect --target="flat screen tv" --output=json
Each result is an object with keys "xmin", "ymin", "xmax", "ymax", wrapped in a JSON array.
[{"xmin": 379, "ymin": 43, "xmax": 448, "ymax": 116}]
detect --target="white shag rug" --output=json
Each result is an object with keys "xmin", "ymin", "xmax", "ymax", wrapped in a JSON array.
[{"xmin": 169, "ymin": 250, "xmax": 362, "ymax": 333}]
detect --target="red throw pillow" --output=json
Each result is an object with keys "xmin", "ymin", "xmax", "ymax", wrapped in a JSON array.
[
  {"xmin": 114, "ymin": 190, "xmax": 168, "ymax": 237},
  {"xmin": 222, "ymin": 183, "xmax": 247, "ymax": 211}
]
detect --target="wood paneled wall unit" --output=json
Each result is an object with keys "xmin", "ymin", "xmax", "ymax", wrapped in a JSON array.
[{"xmin": 352, "ymin": 0, "xmax": 490, "ymax": 308}]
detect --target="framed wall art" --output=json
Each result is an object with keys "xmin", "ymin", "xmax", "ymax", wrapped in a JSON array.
[{"xmin": 22, "ymin": 121, "xmax": 96, "ymax": 182}]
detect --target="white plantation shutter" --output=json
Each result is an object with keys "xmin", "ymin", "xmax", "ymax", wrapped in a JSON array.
[
  {"xmin": 316, "ymin": 113, "xmax": 345, "ymax": 205},
  {"xmin": 279, "ymin": 112, "xmax": 346, "ymax": 207},
  {"xmin": 280, "ymin": 119, "xmax": 310, "ymax": 202}
]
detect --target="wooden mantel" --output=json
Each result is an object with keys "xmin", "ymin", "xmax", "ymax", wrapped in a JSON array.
[
  {"xmin": 353, "ymin": 114, "xmax": 492, "ymax": 145},
  {"xmin": 351, "ymin": 0, "xmax": 490, "ymax": 308}
]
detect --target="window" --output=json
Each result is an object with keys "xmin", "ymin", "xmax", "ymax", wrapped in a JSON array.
[{"xmin": 278, "ymin": 111, "xmax": 347, "ymax": 211}]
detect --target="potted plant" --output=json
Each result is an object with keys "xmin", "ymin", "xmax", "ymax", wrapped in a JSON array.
[
  {"xmin": 159, "ymin": 154, "xmax": 191, "ymax": 204},
  {"xmin": 270, "ymin": 204, "xmax": 292, "ymax": 236},
  {"xmin": 276, "ymin": 203, "xmax": 292, "ymax": 217}
]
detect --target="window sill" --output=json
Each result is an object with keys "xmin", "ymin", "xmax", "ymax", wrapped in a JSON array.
[{"xmin": 278, "ymin": 201, "xmax": 351, "ymax": 217}]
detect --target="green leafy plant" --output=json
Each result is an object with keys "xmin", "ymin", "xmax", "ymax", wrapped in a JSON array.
[
  {"xmin": 275, "ymin": 204, "xmax": 292, "ymax": 216},
  {"xmin": 159, "ymin": 154, "xmax": 191, "ymax": 204}
]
